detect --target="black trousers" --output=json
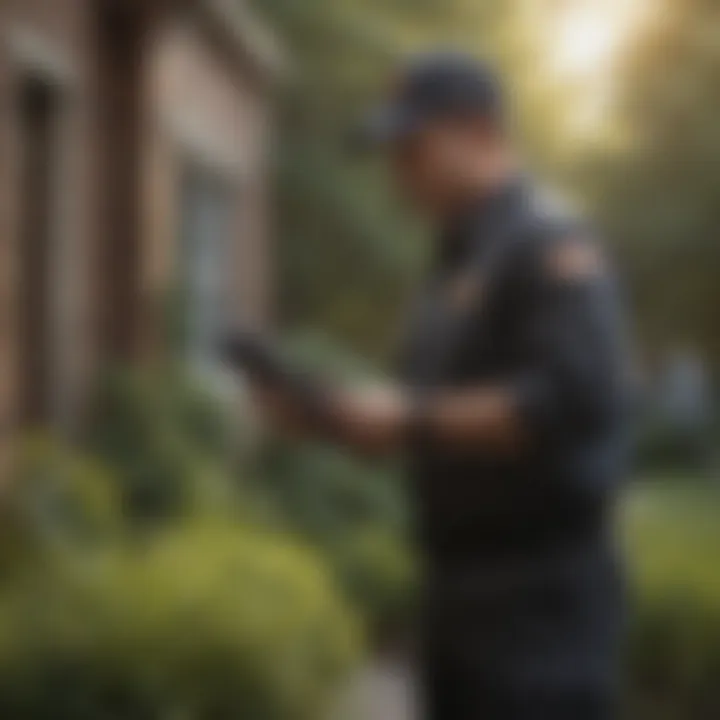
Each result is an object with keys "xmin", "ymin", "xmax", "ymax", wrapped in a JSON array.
[
  {"xmin": 421, "ymin": 653, "xmax": 613, "ymax": 720},
  {"xmin": 419, "ymin": 551, "xmax": 623, "ymax": 720}
]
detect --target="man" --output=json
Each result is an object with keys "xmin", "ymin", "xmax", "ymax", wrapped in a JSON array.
[{"xmin": 252, "ymin": 52, "xmax": 630, "ymax": 719}]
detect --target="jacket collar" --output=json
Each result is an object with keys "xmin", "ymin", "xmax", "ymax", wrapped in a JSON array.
[{"xmin": 438, "ymin": 176, "xmax": 527, "ymax": 271}]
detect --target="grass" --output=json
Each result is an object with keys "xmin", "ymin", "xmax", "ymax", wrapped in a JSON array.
[
  {"xmin": 625, "ymin": 477, "xmax": 720, "ymax": 595},
  {"xmin": 622, "ymin": 477, "xmax": 720, "ymax": 719}
]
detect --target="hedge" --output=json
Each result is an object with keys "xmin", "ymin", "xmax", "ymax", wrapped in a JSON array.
[
  {"xmin": 0, "ymin": 521, "xmax": 359, "ymax": 720},
  {"xmin": 625, "ymin": 482, "xmax": 720, "ymax": 719}
]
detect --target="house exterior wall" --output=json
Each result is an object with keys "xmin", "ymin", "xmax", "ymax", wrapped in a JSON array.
[
  {"xmin": 140, "ymin": 9, "xmax": 273, "ymax": 360},
  {"xmin": 0, "ymin": 0, "xmax": 274, "ymax": 445},
  {"xmin": 0, "ymin": 0, "xmax": 97, "ymax": 432}
]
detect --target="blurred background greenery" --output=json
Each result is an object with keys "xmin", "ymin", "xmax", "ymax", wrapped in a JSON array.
[{"xmin": 5, "ymin": 0, "xmax": 720, "ymax": 717}]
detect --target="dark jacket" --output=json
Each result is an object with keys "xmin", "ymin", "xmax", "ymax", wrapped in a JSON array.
[
  {"xmin": 398, "ymin": 180, "xmax": 630, "ymax": 714},
  {"xmin": 398, "ymin": 180, "xmax": 630, "ymax": 565}
]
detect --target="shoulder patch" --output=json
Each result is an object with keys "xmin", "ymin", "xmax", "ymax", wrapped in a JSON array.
[{"xmin": 546, "ymin": 238, "xmax": 604, "ymax": 281}]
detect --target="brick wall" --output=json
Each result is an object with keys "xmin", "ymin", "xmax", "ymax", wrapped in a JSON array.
[
  {"xmin": 141, "ymin": 10, "xmax": 273, "ymax": 358},
  {"xmin": 0, "ymin": 0, "xmax": 274, "ymax": 441},
  {"xmin": 0, "ymin": 0, "xmax": 97, "ymax": 433}
]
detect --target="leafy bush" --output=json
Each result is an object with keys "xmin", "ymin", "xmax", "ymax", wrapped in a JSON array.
[
  {"xmin": 2, "ymin": 432, "xmax": 362, "ymax": 720},
  {"xmin": 0, "ymin": 521, "xmax": 359, "ymax": 720},
  {"xmin": 625, "ymin": 483, "xmax": 720, "ymax": 719},
  {"xmin": 83, "ymin": 362, "xmax": 417, "ymax": 633},
  {"xmin": 9, "ymin": 361, "xmax": 411, "ymax": 716},
  {"xmin": 87, "ymin": 366, "xmax": 245, "ymax": 523},
  {"xmin": 257, "ymin": 442, "xmax": 416, "ymax": 633},
  {"xmin": 332, "ymin": 526, "xmax": 417, "ymax": 641},
  {"xmin": 250, "ymin": 333, "xmax": 416, "ymax": 633},
  {"xmin": 635, "ymin": 416, "xmax": 713, "ymax": 473},
  {"xmin": 14, "ymin": 436, "xmax": 123, "ymax": 542}
]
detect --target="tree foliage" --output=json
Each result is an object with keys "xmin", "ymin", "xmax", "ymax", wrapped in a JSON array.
[
  {"xmin": 255, "ymin": 0, "xmax": 720, "ymax": 372},
  {"xmin": 255, "ymin": 0, "xmax": 510, "ymax": 360}
]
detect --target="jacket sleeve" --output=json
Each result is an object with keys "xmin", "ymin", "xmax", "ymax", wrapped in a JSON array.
[{"xmin": 511, "ymin": 230, "xmax": 629, "ymax": 442}]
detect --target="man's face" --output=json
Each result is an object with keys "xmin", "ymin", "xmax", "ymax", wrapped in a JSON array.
[{"xmin": 389, "ymin": 117, "xmax": 493, "ymax": 215}]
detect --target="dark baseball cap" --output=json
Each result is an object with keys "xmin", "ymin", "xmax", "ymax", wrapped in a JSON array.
[{"xmin": 356, "ymin": 51, "xmax": 505, "ymax": 148}]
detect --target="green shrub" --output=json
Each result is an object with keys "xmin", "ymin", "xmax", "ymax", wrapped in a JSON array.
[
  {"xmin": 635, "ymin": 417, "xmax": 713, "ymax": 473},
  {"xmin": 0, "ymin": 521, "xmax": 359, "ymax": 720},
  {"xmin": 0, "ymin": 437, "xmax": 124, "ymax": 579},
  {"xmin": 88, "ymin": 366, "xmax": 243, "ymax": 523},
  {"xmin": 5, "ymin": 435, "xmax": 361, "ymax": 719},
  {"xmin": 257, "ymin": 442, "xmax": 415, "ymax": 632},
  {"xmin": 82, "ymin": 359, "xmax": 417, "ymax": 637},
  {"xmin": 625, "ymin": 484, "xmax": 720, "ymax": 719},
  {"xmin": 14, "ymin": 436, "xmax": 123, "ymax": 541},
  {"xmin": 332, "ymin": 526, "xmax": 418, "ymax": 640}
]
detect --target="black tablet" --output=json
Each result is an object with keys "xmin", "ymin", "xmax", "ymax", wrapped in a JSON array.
[
  {"xmin": 220, "ymin": 331, "xmax": 336, "ymax": 427},
  {"xmin": 220, "ymin": 332, "xmax": 290, "ymax": 386}
]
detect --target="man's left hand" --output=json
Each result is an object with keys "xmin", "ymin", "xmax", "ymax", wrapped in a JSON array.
[{"xmin": 250, "ymin": 381, "xmax": 409, "ymax": 454}]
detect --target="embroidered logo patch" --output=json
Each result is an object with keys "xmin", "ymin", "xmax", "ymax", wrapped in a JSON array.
[{"xmin": 547, "ymin": 239, "xmax": 605, "ymax": 281}]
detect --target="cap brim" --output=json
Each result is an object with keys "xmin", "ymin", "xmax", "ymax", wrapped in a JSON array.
[{"xmin": 349, "ymin": 104, "xmax": 422, "ymax": 152}]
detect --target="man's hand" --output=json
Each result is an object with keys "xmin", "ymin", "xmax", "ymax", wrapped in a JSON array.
[
  {"xmin": 249, "ymin": 378, "xmax": 525, "ymax": 458},
  {"xmin": 329, "ymin": 385, "xmax": 409, "ymax": 454},
  {"xmin": 249, "ymin": 380, "xmax": 409, "ymax": 453}
]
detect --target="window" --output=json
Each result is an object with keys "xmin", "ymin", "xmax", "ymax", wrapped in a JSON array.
[{"xmin": 178, "ymin": 165, "xmax": 234, "ymax": 372}]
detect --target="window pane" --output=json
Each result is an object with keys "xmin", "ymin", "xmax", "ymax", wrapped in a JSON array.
[{"xmin": 180, "ymin": 167, "xmax": 234, "ymax": 373}]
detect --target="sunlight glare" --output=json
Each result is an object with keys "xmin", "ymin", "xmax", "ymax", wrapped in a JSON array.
[
  {"xmin": 548, "ymin": 0, "xmax": 648, "ymax": 80},
  {"xmin": 554, "ymin": 6, "xmax": 617, "ymax": 76}
]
